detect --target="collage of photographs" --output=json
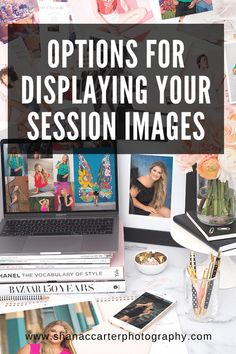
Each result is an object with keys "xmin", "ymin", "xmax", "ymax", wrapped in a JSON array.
[{"xmin": 3, "ymin": 141, "xmax": 116, "ymax": 213}]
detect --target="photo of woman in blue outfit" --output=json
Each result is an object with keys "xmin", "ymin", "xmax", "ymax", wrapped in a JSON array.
[
  {"xmin": 7, "ymin": 147, "xmax": 25, "ymax": 176},
  {"xmin": 55, "ymin": 154, "xmax": 70, "ymax": 182}
]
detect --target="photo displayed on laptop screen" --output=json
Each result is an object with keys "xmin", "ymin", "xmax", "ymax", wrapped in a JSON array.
[{"xmin": 2, "ymin": 141, "xmax": 117, "ymax": 213}]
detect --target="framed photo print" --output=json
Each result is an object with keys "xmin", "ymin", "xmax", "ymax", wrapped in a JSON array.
[
  {"xmin": 225, "ymin": 41, "xmax": 236, "ymax": 104},
  {"xmin": 118, "ymin": 154, "xmax": 188, "ymax": 245}
]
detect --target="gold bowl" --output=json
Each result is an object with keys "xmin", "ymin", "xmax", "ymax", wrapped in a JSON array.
[{"xmin": 134, "ymin": 250, "xmax": 168, "ymax": 275}]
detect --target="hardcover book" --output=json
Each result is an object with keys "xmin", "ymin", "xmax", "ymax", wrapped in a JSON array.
[
  {"xmin": 0, "ymin": 229, "xmax": 124, "ymax": 282},
  {"xmin": 186, "ymin": 211, "xmax": 236, "ymax": 241},
  {"xmin": 0, "ymin": 280, "xmax": 126, "ymax": 295},
  {"xmin": 173, "ymin": 213, "xmax": 236, "ymax": 253}
]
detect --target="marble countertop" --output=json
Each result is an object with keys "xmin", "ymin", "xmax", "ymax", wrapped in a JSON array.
[{"xmin": 124, "ymin": 241, "xmax": 236, "ymax": 354}]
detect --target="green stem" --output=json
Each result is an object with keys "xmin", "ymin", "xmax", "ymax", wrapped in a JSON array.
[
  {"xmin": 199, "ymin": 177, "xmax": 235, "ymax": 218},
  {"xmin": 213, "ymin": 180, "xmax": 218, "ymax": 216}
]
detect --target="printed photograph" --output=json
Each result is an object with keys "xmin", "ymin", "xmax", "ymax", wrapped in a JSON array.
[
  {"xmin": 7, "ymin": 24, "xmax": 41, "ymax": 58},
  {"xmin": 129, "ymin": 154, "xmax": 173, "ymax": 218},
  {"xmin": 38, "ymin": 0, "xmax": 73, "ymax": 24},
  {"xmin": 0, "ymin": 65, "xmax": 44, "ymax": 137},
  {"xmin": 180, "ymin": 39, "xmax": 224, "ymax": 106},
  {"xmin": 114, "ymin": 292, "xmax": 171, "ymax": 329},
  {"xmin": 28, "ymin": 158, "xmax": 54, "ymax": 197},
  {"xmin": 54, "ymin": 182, "xmax": 75, "ymax": 212},
  {"xmin": 72, "ymin": 0, "xmax": 153, "ymax": 24},
  {"xmin": 5, "ymin": 176, "xmax": 30, "ymax": 213},
  {"xmin": 0, "ymin": 0, "xmax": 39, "ymax": 25},
  {"xmin": 225, "ymin": 41, "xmax": 236, "ymax": 104},
  {"xmin": 157, "ymin": 0, "xmax": 213, "ymax": 20},
  {"xmin": 0, "ymin": 300, "xmax": 101, "ymax": 354},
  {"xmin": 73, "ymin": 152, "xmax": 116, "ymax": 211}
]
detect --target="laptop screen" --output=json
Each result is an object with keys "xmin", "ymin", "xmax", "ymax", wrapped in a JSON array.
[{"xmin": 1, "ymin": 141, "xmax": 117, "ymax": 214}]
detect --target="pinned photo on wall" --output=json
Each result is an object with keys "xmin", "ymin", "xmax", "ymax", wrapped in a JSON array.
[
  {"xmin": 225, "ymin": 41, "xmax": 236, "ymax": 104},
  {"xmin": 69, "ymin": 0, "xmax": 154, "ymax": 24},
  {"xmin": 0, "ymin": 0, "xmax": 39, "ymax": 25},
  {"xmin": 6, "ymin": 24, "xmax": 41, "ymax": 60},
  {"xmin": 38, "ymin": 0, "xmax": 73, "ymax": 24},
  {"xmin": 149, "ymin": 0, "xmax": 213, "ymax": 22},
  {"xmin": 180, "ymin": 39, "xmax": 224, "ymax": 105},
  {"xmin": 0, "ymin": 0, "xmax": 39, "ymax": 42}
]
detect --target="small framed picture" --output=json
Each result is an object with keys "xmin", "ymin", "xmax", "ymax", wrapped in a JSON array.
[
  {"xmin": 118, "ymin": 154, "xmax": 186, "ymax": 236},
  {"xmin": 225, "ymin": 41, "xmax": 236, "ymax": 104}
]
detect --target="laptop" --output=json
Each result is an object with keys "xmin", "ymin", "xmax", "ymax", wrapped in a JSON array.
[{"xmin": 0, "ymin": 140, "xmax": 119, "ymax": 255}]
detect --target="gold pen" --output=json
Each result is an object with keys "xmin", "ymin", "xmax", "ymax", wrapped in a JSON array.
[
  {"xmin": 187, "ymin": 265, "xmax": 197, "ymax": 285},
  {"xmin": 199, "ymin": 260, "xmax": 215, "ymax": 316},
  {"xmin": 197, "ymin": 268, "xmax": 208, "ymax": 315},
  {"xmin": 187, "ymin": 265, "xmax": 199, "ymax": 316},
  {"xmin": 216, "ymin": 252, "xmax": 221, "ymax": 272}
]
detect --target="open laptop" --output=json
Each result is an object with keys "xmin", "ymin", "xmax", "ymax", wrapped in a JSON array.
[{"xmin": 0, "ymin": 140, "xmax": 119, "ymax": 254}]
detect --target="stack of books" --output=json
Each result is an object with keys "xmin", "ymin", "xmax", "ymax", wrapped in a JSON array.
[
  {"xmin": 173, "ymin": 211, "xmax": 236, "ymax": 252},
  {"xmin": 0, "ymin": 229, "xmax": 125, "ymax": 298}
]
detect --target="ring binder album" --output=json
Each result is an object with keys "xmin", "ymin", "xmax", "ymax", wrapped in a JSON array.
[
  {"xmin": 97, "ymin": 295, "xmax": 136, "ymax": 302},
  {"xmin": 0, "ymin": 297, "xmax": 101, "ymax": 354},
  {"xmin": 0, "ymin": 294, "xmax": 48, "ymax": 301}
]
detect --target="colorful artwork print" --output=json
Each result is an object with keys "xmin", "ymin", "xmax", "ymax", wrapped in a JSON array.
[
  {"xmin": 78, "ymin": 155, "xmax": 94, "ymax": 202},
  {"xmin": 78, "ymin": 154, "xmax": 113, "ymax": 203},
  {"xmin": 97, "ymin": 154, "xmax": 113, "ymax": 199},
  {"xmin": 0, "ymin": 0, "xmax": 39, "ymax": 24},
  {"xmin": 159, "ymin": 0, "xmax": 176, "ymax": 19}
]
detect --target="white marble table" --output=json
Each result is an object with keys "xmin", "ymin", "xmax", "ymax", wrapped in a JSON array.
[{"xmin": 124, "ymin": 241, "xmax": 236, "ymax": 354}]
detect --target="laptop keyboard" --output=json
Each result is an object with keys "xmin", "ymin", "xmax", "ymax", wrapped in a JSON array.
[{"xmin": 1, "ymin": 218, "xmax": 114, "ymax": 236}]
